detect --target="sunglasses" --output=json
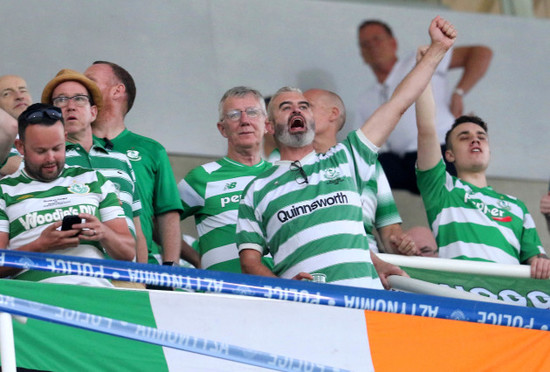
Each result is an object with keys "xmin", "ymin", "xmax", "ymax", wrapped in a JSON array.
[{"xmin": 21, "ymin": 107, "xmax": 63, "ymax": 123}]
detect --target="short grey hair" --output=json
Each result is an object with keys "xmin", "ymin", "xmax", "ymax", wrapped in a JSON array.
[
  {"xmin": 267, "ymin": 86, "xmax": 303, "ymax": 122},
  {"xmin": 218, "ymin": 86, "xmax": 266, "ymax": 121}
]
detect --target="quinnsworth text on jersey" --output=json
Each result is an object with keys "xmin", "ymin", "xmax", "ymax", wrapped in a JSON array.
[{"xmin": 276, "ymin": 192, "xmax": 348, "ymax": 223}]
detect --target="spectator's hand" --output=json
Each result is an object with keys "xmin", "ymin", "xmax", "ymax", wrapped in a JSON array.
[
  {"xmin": 38, "ymin": 221, "xmax": 81, "ymax": 251},
  {"xmin": 530, "ymin": 256, "xmax": 550, "ymax": 279},
  {"xmin": 373, "ymin": 259, "xmax": 410, "ymax": 290},
  {"xmin": 450, "ymin": 93, "xmax": 464, "ymax": 118},
  {"xmin": 540, "ymin": 193, "xmax": 550, "ymax": 215},
  {"xmin": 74, "ymin": 213, "xmax": 105, "ymax": 242},
  {"xmin": 389, "ymin": 233, "xmax": 420, "ymax": 256},
  {"xmin": 292, "ymin": 272, "xmax": 314, "ymax": 281},
  {"xmin": 429, "ymin": 16, "xmax": 457, "ymax": 51}
]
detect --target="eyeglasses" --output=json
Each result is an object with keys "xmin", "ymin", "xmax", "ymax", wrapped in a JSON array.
[
  {"xmin": 21, "ymin": 107, "xmax": 63, "ymax": 124},
  {"xmin": 224, "ymin": 107, "xmax": 263, "ymax": 122},
  {"xmin": 52, "ymin": 95, "xmax": 91, "ymax": 108},
  {"xmin": 290, "ymin": 160, "xmax": 308, "ymax": 185}
]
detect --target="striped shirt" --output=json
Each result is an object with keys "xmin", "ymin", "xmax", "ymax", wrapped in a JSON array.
[
  {"xmin": 65, "ymin": 140, "xmax": 141, "ymax": 236},
  {"xmin": 237, "ymin": 130, "xmax": 383, "ymax": 289},
  {"xmin": 179, "ymin": 157, "xmax": 273, "ymax": 272},
  {"xmin": 416, "ymin": 160, "xmax": 544, "ymax": 263},
  {"xmin": 0, "ymin": 165, "xmax": 125, "ymax": 284},
  {"xmin": 268, "ymin": 149, "xmax": 401, "ymax": 253}
]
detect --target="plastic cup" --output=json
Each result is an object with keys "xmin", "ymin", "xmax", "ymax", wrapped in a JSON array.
[{"xmin": 311, "ymin": 273, "xmax": 326, "ymax": 283}]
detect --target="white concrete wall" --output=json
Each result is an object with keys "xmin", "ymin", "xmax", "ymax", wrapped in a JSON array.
[{"xmin": 2, "ymin": 0, "xmax": 550, "ymax": 180}]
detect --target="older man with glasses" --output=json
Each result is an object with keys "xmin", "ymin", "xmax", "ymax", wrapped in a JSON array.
[
  {"xmin": 0, "ymin": 103, "xmax": 135, "ymax": 286},
  {"xmin": 236, "ymin": 17, "xmax": 456, "ymax": 289},
  {"xmin": 178, "ymin": 86, "xmax": 273, "ymax": 272}
]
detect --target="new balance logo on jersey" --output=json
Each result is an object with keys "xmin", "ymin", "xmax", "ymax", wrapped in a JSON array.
[
  {"xmin": 224, "ymin": 182, "xmax": 237, "ymax": 190},
  {"xmin": 18, "ymin": 205, "xmax": 97, "ymax": 230},
  {"xmin": 220, "ymin": 194, "xmax": 241, "ymax": 208},
  {"xmin": 464, "ymin": 193, "xmax": 505, "ymax": 218},
  {"xmin": 277, "ymin": 192, "xmax": 349, "ymax": 223}
]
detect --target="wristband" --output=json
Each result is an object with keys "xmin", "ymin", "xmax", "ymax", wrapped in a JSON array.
[
  {"xmin": 453, "ymin": 88, "xmax": 465, "ymax": 96},
  {"xmin": 162, "ymin": 261, "xmax": 179, "ymax": 267}
]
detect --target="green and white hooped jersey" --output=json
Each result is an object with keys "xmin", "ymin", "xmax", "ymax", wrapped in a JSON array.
[
  {"xmin": 268, "ymin": 148, "xmax": 401, "ymax": 253},
  {"xmin": 0, "ymin": 165, "xmax": 125, "ymax": 283},
  {"xmin": 95, "ymin": 129, "xmax": 184, "ymax": 264},
  {"xmin": 416, "ymin": 160, "xmax": 544, "ymax": 264},
  {"xmin": 237, "ymin": 130, "xmax": 383, "ymax": 289},
  {"xmin": 179, "ymin": 157, "xmax": 273, "ymax": 272},
  {"xmin": 360, "ymin": 160, "xmax": 402, "ymax": 253},
  {"xmin": 65, "ymin": 140, "xmax": 141, "ymax": 236}
]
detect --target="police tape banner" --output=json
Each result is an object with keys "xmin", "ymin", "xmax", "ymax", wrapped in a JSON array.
[
  {"xmin": 0, "ymin": 250, "xmax": 549, "ymax": 331},
  {"xmin": 1, "ymin": 250, "xmax": 550, "ymax": 370},
  {"xmin": 403, "ymin": 266, "xmax": 550, "ymax": 309},
  {"xmin": 1, "ymin": 276, "xmax": 550, "ymax": 371}
]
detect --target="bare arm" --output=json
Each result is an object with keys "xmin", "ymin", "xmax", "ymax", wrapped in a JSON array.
[
  {"xmin": 361, "ymin": 16, "xmax": 456, "ymax": 147},
  {"xmin": 133, "ymin": 217, "xmax": 148, "ymax": 263},
  {"xmin": 415, "ymin": 81, "xmax": 442, "ymax": 171},
  {"xmin": 0, "ymin": 109, "xmax": 18, "ymax": 166},
  {"xmin": 449, "ymin": 46, "xmax": 493, "ymax": 118},
  {"xmin": 0, "ymin": 156, "xmax": 22, "ymax": 176},
  {"xmin": 157, "ymin": 211, "xmax": 182, "ymax": 263},
  {"xmin": 240, "ymin": 249, "xmax": 278, "ymax": 277},
  {"xmin": 240, "ymin": 249, "xmax": 313, "ymax": 280},
  {"xmin": 540, "ymin": 193, "xmax": 550, "ymax": 234},
  {"xmin": 370, "ymin": 250, "xmax": 408, "ymax": 289},
  {"xmin": 181, "ymin": 239, "xmax": 200, "ymax": 268}
]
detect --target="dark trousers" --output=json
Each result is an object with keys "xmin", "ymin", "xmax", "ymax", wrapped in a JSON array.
[{"xmin": 378, "ymin": 145, "xmax": 456, "ymax": 195}]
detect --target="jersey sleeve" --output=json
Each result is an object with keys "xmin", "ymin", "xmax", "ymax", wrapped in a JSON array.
[
  {"xmin": 0, "ymin": 191, "xmax": 9, "ymax": 233},
  {"xmin": 152, "ymin": 147, "xmax": 184, "ymax": 216},
  {"xmin": 416, "ymin": 159, "xmax": 449, "ymax": 215},
  {"xmin": 98, "ymin": 174, "xmax": 126, "ymax": 222},
  {"xmin": 374, "ymin": 161, "xmax": 402, "ymax": 228},
  {"xmin": 236, "ymin": 182, "xmax": 268, "ymax": 254},
  {"xmin": 178, "ymin": 167, "xmax": 206, "ymax": 220},
  {"xmin": 518, "ymin": 204, "xmax": 545, "ymax": 262}
]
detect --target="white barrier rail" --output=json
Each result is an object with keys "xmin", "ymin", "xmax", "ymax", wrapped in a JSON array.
[
  {"xmin": 378, "ymin": 254, "xmax": 536, "ymax": 279},
  {"xmin": 0, "ymin": 312, "xmax": 16, "ymax": 372},
  {"xmin": 387, "ymin": 275, "xmax": 519, "ymax": 306}
]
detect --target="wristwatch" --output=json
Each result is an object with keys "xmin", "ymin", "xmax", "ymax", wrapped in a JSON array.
[{"xmin": 162, "ymin": 261, "xmax": 179, "ymax": 267}]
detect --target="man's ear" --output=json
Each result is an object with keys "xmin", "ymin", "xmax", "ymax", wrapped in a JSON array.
[
  {"xmin": 217, "ymin": 121, "xmax": 227, "ymax": 138},
  {"xmin": 14, "ymin": 138, "xmax": 24, "ymax": 156},
  {"xmin": 329, "ymin": 106, "xmax": 340, "ymax": 122},
  {"xmin": 111, "ymin": 83, "xmax": 125, "ymax": 101},
  {"xmin": 444, "ymin": 149, "xmax": 455, "ymax": 163},
  {"xmin": 90, "ymin": 105, "xmax": 98, "ymax": 122},
  {"xmin": 266, "ymin": 120, "xmax": 275, "ymax": 135}
]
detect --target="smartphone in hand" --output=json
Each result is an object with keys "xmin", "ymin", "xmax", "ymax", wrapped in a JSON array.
[{"xmin": 61, "ymin": 215, "xmax": 82, "ymax": 232}]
